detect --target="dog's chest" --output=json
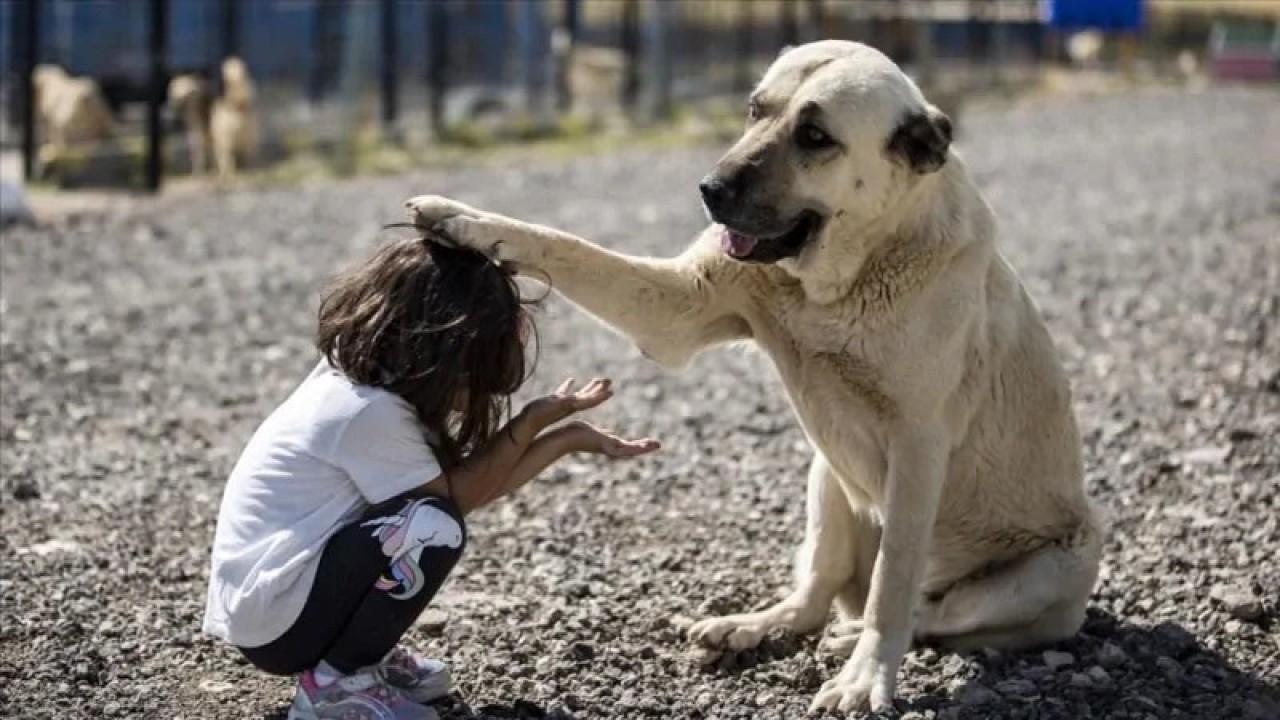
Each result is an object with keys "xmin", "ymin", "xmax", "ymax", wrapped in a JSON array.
[{"xmin": 747, "ymin": 302, "xmax": 893, "ymax": 503}]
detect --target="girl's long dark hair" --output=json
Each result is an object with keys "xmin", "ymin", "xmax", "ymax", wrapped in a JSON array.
[{"xmin": 316, "ymin": 234, "xmax": 535, "ymax": 468}]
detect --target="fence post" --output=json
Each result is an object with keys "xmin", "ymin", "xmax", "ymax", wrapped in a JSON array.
[
  {"xmin": 516, "ymin": 0, "xmax": 546, "ymax": 115},
  {"xmin": 18, "ymin": 0, "xmax": 41, "ymax": 181},
  {"xmin": 780, "ymin": 0, "xmax": 799, "ymax": 48},
  {"xmin": 555, "ymin": 0, "xmax": 580, "ymax": 113},
  {"xmin": 644, "ymin": 0, "xmax": 671, "ymax": 120},
  {"xmin": 309, "ymin": 0, "xmax": 340, "ymax": 104},
  {"xmin": 427, "ymin": 0, "xmax": 448, "ymax": 139},
  {"xmin": 913, "ymin": 3, "xmax": 936, "ymax": 89},
  {"xmin": 734, "ymin": 0, "xmax": 754, "ymax": 92},
  {"xmin": 379, "ymin": 0, "xmax": 398, "ymax": 137},
  {"xmin": 806, "ymin": 0, "xmax": 825, "ymax": 41},
  {"xmin": 219, "ymin": 0, "xmax": 239, "ymax": 59},
  {"xmin": 146, "ymin": 0, "xmax": 169, "ymax": 192},
  {"xmin": 620, "ymin": 0, "xmax": 640, "ymax": 111}
]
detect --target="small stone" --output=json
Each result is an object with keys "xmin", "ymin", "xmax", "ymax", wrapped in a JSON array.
[
  {"xmin": 566, "ymin": 641, "xmax": 595, "ymax": 661},
  {"xmin": 1087, "ymin": 665, "xmax": 1112, "ymax": 686},
  {"xmin": 762, "ymin": 627, "xmax": 800, "ymax": 656},
  {"xmin": 1210, "ymin": 584, "xmax": 1265, "ymax": 622},
  {"xmin": 1228, "ymin": 427, "xmax": 1259, "ymax": 442},
  {"xmin": 199, "ymin": 679, "xmax": 235, "ymax": 694},
  {"xmin": 1243, "ymin": 698, "xmax": 1280, "ymax": 719},
  {"xmin": 563, "ymin": 581, "xmax": 592, "ymax": 599},
  {"xmin": 959, "ymin": 684, "xmax": 999, "ymax": 707},
  {"xmin": 994, "ymin": 678, "xmax": 1038, "ymax": 698},
  {"xmin": 1182, "ymin": 445, "xmax": 1228, "ymax": 466},
  {"xmin": 941, "ymin": 654, "xmax": 968, "ymax": 677},
  {"xmin": 1043, "ymin": 650, "xmax": 1075, "ymax": 670},
  {"xmin": 1155, "ymin": 656, "xmax": 1183, "ymax": 679},
  {"xmin": 12, "ymin": 480, "xmax": 40, "ymax": 501},
  {"xmin": 1095, "ymin": 637, "xmax": 1125, "ymax": 660},
  {"xmin": 415, "ymin": 608, "xmax": 449, "ymax": 634},
  {"xmin": 668, "ymin": 614, "xmax": 697, "ymax": 631},
  {"xmin": 1022, "ymin": 666, "xmax": 1052, "ymax": 683},
  {"xmin": 1068, "ymin": 672, "xmax": 1093, "ymax": 689},
  {"xmin": 794, "ymin": 663, "xmax": 823, "ymax": 690}
]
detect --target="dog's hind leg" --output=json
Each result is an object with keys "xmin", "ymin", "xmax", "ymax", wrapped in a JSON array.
[
  {"xmin": 916, "ymin": 523, "xmax": 1102, "ymax": 650},
  {"xmin": 818, "ymin": 513, "xmax": 881, "ymax": 656},
  {"xmin": 689, "ymin": 453, "xmax": 856, "ymax": 652}
]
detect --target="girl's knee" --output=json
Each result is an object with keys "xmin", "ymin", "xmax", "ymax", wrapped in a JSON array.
[{"xmin": 360, "ymin": 494, "xmax": 467, "ymax": 601}]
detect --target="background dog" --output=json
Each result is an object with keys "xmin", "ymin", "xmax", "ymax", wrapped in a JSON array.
[
  {"xmin": 167, "ymin": 72, "xmax": 214, "ymax": 175},
  {"xmin": 31, "ymin": 64, "xmax": 116, "ymax": 177},
  {"xmin": 169, "ymin": 58, "xmax": 258, "ymax": 179},
  {"xmin": 407, "ymin": 40, "xmax": 1102, "ymax": 713},
  {"xmin": 210, "ymin": 57, "xmax": 258, "ymax": 179}
]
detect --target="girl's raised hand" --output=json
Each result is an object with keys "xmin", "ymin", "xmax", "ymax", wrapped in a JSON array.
[{"xmin": 521, "ymin": 377, "xmax": 614, "ymax": 430}]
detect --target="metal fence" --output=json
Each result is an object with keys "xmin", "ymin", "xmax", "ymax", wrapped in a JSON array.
[{"xmin": 0, "ymin": 0, "xmax": 1049, "ymax": 191}]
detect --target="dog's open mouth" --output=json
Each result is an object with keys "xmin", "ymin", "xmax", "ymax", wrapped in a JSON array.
[{"xmin": 720, "ymin": 211, "xmax": 823, "ymax": 263}]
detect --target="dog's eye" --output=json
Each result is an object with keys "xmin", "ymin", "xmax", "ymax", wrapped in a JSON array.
[
  {"xmin": 747, "ymin": 101, "xmax": 761, "ymax": 121},
  {"xmin": 795, "ymin": 123, "xmax": 835, "ymax": 150}
]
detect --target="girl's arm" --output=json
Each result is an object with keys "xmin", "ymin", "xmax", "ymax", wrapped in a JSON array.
[
  {"xmin": 430, "ymin": 409, "xmax": 541, "ymax": 515},
  {"xmin": 479, "ymin": 421, "xmax": 659, "ymax": 508},
  {"xmin": 431, "ymin": 378, "xmax": 652, "ymax": 515}
]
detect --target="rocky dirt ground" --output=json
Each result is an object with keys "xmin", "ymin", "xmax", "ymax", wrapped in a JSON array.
[{"xmin": 3, "ymin": 87, "xmax": 1278, "ymax": 719}]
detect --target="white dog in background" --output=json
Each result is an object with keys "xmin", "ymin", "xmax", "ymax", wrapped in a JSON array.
[{"xmin": 408, "ymin": 40, "xmax": 1102, "ymax": 713}]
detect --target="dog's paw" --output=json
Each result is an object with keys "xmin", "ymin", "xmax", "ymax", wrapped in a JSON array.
[
  {"xmin": 405, "ymin": 195, "xmax": 522, "ymax": 263},
  {"xmin": 808, "ymin": 655, "xmax": 896, "ymax": 713},
  {"xmin": 818, "ymin": 619, "xmax": 865, "ymax": 657},
  {"xmin": 688, "ymin": 613, "xmax": 771, "ymax": 652},
  {"xmin": 405, "ymin": 195, "xmax": 482, "ymax": 227}
]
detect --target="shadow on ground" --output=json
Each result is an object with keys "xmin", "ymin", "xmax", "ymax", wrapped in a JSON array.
[{"xmin": 693, "ymin": 608, "xmax": 1279, "ymax": 719}]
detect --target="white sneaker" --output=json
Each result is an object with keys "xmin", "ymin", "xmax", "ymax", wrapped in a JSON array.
[{"xmin": 377, "ymin": 647, "xmax": 454, "ymax": 704}]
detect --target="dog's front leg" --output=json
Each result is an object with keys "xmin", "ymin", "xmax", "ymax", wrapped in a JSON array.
[
  {"xmin": 688, "ymin": 453, "xmax": 856, "ymax": 654},
  {"xmin": 810, "ymin": 426, "xmax": 947, "ymax": 713},
  {"xmin": 406, "ymin": 195, "xmax": 747, "ymax": 367}
]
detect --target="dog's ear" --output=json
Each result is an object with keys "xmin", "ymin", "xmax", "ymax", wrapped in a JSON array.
[
  {"xmin": 887, "ymin": 104, "xmax": 952, "ymax": 174},
  {"xmin": 779, "ymin": 44, "xmax": 795, "ymax": 58}
]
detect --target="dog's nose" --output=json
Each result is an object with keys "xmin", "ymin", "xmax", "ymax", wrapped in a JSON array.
[{"xmin": 699, "ymin": 176, "xmax": 733, "ymax": 210}]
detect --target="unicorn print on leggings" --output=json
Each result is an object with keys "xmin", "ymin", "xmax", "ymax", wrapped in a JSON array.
[{"xmin": 362, "ymin": 498, "xmax": 464, "ymax": 600}]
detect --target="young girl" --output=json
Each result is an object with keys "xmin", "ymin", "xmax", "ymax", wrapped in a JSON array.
[{"xmin": 203, "ymin": 236, "xmax": 659, "ymax": 720}]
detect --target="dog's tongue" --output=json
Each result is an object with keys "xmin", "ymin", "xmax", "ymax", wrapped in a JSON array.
[{"xmin": 721, "ymin": 228, "xmax": 758, "ymax": 258}]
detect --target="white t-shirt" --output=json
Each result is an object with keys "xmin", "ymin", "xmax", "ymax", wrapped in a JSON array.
[{"xmin": 202, "ymin": 360, "xmax": 443, "ymax": 648}]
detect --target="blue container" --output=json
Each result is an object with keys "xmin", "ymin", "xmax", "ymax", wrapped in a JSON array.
[{"xmin": 1046, "ymin": 0, "xmax": 1144, "ymax": 33}]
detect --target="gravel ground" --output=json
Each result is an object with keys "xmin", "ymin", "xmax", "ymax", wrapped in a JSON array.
[{"xmin": 3, "ymin": 87, "xmax": 1279, "ymax": 720}]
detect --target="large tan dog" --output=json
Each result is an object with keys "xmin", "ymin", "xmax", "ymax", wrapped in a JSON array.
[
  {"xmin": 32, "ymin": 64, "xmax": 115, "ymax": 176},
  {"xmin": 408, "ymin": 41, "xmax": 1102, "ymax": 712}
]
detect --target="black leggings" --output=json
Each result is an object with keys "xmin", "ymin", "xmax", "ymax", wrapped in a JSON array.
[{"xmin": 240, "ymin": 491, "xmax": 466, "ymax": 675}]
